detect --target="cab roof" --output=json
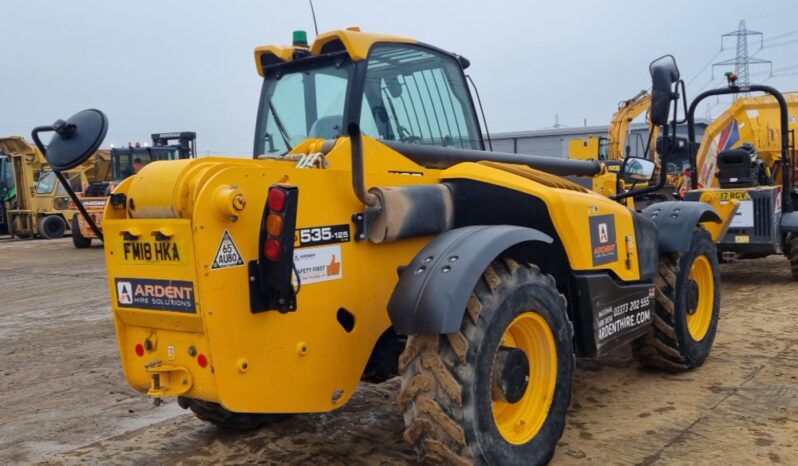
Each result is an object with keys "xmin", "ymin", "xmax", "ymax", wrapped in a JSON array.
[{"xmin": 254, "ymin": 27, "xmax": 415, "ymax": 77}]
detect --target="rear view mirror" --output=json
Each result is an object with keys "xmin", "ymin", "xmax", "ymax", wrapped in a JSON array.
[
  {"xmin": 649, "ymin": 55, "xmax": 680, "ymax": 126},
  {"xmin": 620, "ymin": 157, "xmax": 656, "ymax": 183},
  {"xmin": 35, "ymin": 109, "xmax": 108, "ymax": 171}
]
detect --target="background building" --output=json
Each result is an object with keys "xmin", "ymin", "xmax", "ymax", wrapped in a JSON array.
[{"xmin": 487, "ymin": 120, "xmax": 710, "ymax": 158}]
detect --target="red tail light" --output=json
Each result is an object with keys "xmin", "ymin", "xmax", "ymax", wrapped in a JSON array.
[
  {"xmin": 197, "ymin": 354, "xmax": 208, "ymax": 368},
  {"xmin": 265, "ymin": 238, "xmax": 281, "ymax": 261},
  {"xmin": 268, "ymin": 188, "xmax": 286, "ymax": 211},
  {"xmin": 135, "ymin": 343, "xmax": 145, "ymax": 357}
]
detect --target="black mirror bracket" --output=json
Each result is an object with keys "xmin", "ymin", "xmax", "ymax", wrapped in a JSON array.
[{"xmin": 31, "ymin": 124, "xmax": 105, "ymax": 241}]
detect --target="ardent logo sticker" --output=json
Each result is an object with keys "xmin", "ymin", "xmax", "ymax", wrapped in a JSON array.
[
  {"xmin": 589, "ymin": 214, "xmax": 618, "ymax": 266},
  {"xmin": 114, "ymin": 278, "xmax": 196, "ymax": 313}
]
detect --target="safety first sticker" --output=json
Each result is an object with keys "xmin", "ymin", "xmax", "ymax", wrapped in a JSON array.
[
  {"xmin": 293, "ymin": 244, "xmax": 343, "ymax": 285},
  {"xmin": 589, "ymin": 214, "xmax": 618, "ymax": 266},
  {"xmin": 211, "ymin": 230, "xmax": 244, "ymax": 269},
  {"xmin": 115, "ymin": 278, "xmax": 196, "ymax": 313}
]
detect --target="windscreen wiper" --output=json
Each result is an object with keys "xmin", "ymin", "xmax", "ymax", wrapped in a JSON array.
[{"xmin": 266, "ymin": 94, "xmax": 293, "ymax": 152}]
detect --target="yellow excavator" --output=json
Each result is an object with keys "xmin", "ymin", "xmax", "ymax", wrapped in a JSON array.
[
  {"xmin": 0, "ymin": 136, "xmax": 110, "ymax": 238},
  {"xmin": 570, "ymin": 90, "xmax": 658, "ymax": 163}
]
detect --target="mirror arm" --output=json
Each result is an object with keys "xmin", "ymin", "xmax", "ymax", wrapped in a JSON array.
[{"xmin": 30, "ymin": 125, "xmax": 104, "ymax": 241}]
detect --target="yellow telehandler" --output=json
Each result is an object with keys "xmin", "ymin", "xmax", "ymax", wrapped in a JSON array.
[{"xmin": 44, "ymin": 29, "xmax": 724, "ymax": 465}]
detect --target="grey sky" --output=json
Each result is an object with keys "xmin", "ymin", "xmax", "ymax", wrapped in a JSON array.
[{"xmin": 2, "ymin": 0, "xmax": 798, "ymax": 157}]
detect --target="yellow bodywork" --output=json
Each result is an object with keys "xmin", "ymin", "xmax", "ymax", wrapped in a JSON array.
[
  {"xmin": 569, "ymin": 136, "xmax": 607, "ymax": 161},
  {"xmin": 105, "ymin": 133, "xmax": 646, "ymax": 413},
  {"xmin": 255, "ymin": 28, "xmax": 415, "ymax": 77}
]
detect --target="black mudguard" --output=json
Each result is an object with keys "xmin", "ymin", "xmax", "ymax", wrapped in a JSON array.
[
  {"xmin": 641, "ymin": 201, "xmax": 720, "ymax": 253},
  {"xmin": 387, "ymin": 225, "xmax": 553, "ymax": 335},
  {"xmin": 781, "ymin": 211, "xmax": 798, "ymax": 233}
]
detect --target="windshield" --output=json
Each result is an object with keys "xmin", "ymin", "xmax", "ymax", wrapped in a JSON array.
[
  {"xmin": 0, "ymin": 156, "xmax": 13, "ymax": 195},
  {"xmin": 254, "ymin": 55, "xmax": 353, "ymax": 156},
  {"xmin": 111, "ymin": 147, "xmax": 173, "ymax": 182},
  {"xmin": 36, "ymin": 171, "xmax": 57, "ymax": 194},
  {"xmin": 360, "ymin": 44, "xmax": 483, "ymax": 150}
]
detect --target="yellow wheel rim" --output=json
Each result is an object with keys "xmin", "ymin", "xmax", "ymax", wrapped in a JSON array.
[
  {"xmin": 491, "ymin": 312, "xmax": 557, "ymax": 445},
  {"xmin": 686, "ymin": 255, "xmax": 714, "ymax": 341}
]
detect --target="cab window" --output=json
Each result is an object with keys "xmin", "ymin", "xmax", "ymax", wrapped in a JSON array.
[
  {"xmin": 360, "ymin": 44, "xmax": 482, "ymax": 150},
  {"xmin": 35, "ymin": 171, "xmax": 57, "ymax": 194}
]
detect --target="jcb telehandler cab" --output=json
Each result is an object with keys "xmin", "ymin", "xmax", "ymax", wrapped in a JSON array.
[{"xmin": 40, "ymin": 30, "xmax": 723, "ymax": 466}]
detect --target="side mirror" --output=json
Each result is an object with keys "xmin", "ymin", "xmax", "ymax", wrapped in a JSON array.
[
  {"xmin": 620, "ymin": 156, "xmax": 656, "ymax": 183},
  {"xmin": 31, "ymin": 109, "xmax": 108, "ymax": 241},
  {"xmin": 34, "ymin": 109, "xmax": 108, "ymax": 171},
  {"xmin": 649, "ymin": 55, "xmax": 680, "ymax": 126}
]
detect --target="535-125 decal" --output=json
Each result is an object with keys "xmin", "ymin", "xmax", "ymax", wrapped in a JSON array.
[{"xmin": 295, "ymin": 224, "xmax": 351, "ymax": 248}]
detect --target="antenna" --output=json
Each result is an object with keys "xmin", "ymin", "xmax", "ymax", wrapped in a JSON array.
[{"xmin": 309, "ymin": 0, "xmax": 319, "ymax": 36}]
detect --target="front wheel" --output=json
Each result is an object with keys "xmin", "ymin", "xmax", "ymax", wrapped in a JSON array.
[
  {"xmin": 38, "ymin": 215, "xmax": 66, "ymax": 239},
  {"xmin": 634, "ymin": 227, "xmax": 720, "ymax": 370},
  {"xmin": 788, "ymin": 234, "xmax": 798, "ymax": 281},
  {"xmin": 71, "ymin": 215, "xmax": 92, "ymax": 248},
  {"xmin": 398, "ymin": 259, "xmax": 574, "ymax": 466}
]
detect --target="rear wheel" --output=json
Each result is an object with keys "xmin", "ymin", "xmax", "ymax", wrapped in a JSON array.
[
  {"xmin": 38, "ymin": 215, "xmax": 66, "ymax": 239},
  {"xmin": 71, "ymin": 215, "xmax": 92, "ymax": 248},
  {"xmin": 397, "ymin": 259, "xmax": 573, "ymax": 466},
  {"xmin": 788, "ymin": 234, "xmax": 798, "ymax": 281},
  {"xmin": 177, "ymin": 397, "xmax": 286, "ymax": 430},
  {"xmin": 634, "ymin": 228, "xmax": 720, "ymax": 370}
]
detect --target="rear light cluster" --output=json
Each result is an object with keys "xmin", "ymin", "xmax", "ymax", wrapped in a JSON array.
[
  {"xmin": 251, "ymin": 185, "xmax": 299, "ymax": 313},
  {"xmin": 264, "ymin": 188, "xmax": 288, "ymax": 261}
]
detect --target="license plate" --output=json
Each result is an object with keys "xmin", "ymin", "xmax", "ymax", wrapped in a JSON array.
[
  {"xmin": 119, "ymin": 240, "xmax": 185, "ymax": 265},
  {"xmin": 735, "ymin": 235, "xmax": 750, "ymax": 244}
]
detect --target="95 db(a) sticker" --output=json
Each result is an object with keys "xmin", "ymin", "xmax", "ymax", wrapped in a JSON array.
[{"xmin": 293, "ymin": 244, "xmax": 343, "ymax": 285}]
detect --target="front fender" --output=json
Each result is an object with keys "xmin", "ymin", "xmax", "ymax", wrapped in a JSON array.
[
  {"xmin": 387, "ymin": 225, "xmax": 553, "ymax": 335},
  {"xmin": 642, "ymin": 201, "xmax": 721, "ymax": 253}
]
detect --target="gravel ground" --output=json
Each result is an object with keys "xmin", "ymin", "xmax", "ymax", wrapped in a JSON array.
[{"xmin": 0, "ymin": 237, "xmax": 795, "ymax": 465}]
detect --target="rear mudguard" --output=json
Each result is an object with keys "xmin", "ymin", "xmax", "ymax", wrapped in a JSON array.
[
  {"xmin": 387, "ymin": 225, "xmax": 552, "ymax": 335},
  {"xmin": 641, "ymin": 201, "xmax": 720, "ymax": 253}
]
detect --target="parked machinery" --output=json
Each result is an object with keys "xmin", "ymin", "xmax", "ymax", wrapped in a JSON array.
[
  {"xmin": 71, "ymin": 132, "xmax": 196, "ymax": 248},
  {"xmin": 46, "ymin": 30, "xmax": 723, "ymax": 465}
]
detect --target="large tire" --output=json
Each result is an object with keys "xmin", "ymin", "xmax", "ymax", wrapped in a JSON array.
[
  {"xmin": 38, "ymin": 215, "xmax": 66, "ymax": 239},
  {"xmin": 634, "ymin": 228, "xmax": 720, "ymax": 370},
  {"xmin": 788, "ymin": 234, "xmax": 798, "ymax": 281},
  {"xmin": 397, "ymin": 259, "xmax": 574, "ymax": 466},
  {"xmin": 177, "ymin": 397, "xmax": 286, "ymax": 430},
  {"xmin": 71, "ymin": 215, "xmax": 92, "ymax": 248}
]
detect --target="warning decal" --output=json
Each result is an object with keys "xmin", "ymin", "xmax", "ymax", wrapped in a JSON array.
[
  {"xmin": 211, "ymin": 230, "xmax": 244, "ymax": 269},
  {"xmin": 294, "ymin": 244, "xmax": 343, "ymax": 285}
]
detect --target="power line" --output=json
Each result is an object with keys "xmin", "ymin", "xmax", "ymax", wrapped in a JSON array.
[
  {"xmin": 746, "ymin": 4, "xmax": 798, "ymax": 22},
  {"xmin": 687, "ymin": 49, "xmax": 724, "ymax": 85}
]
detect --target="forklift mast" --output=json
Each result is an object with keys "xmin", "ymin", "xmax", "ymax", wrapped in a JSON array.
[{"xmin": 151, "ymin": 132, "xmax": 197, "ymax": 159}]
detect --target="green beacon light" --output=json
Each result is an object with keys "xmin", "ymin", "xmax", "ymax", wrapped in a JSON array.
[{"xmin": 293, "ymin": 30, "xmax": 309, "ymax": 48}]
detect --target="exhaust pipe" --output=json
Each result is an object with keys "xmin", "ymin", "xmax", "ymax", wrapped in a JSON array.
[{"xmin": 347, "ymin": 123, "xmax": 380, "ymax": 208}]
